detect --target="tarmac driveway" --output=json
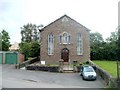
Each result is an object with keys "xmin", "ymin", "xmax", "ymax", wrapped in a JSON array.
[{"xmin": 1, "ymin": 64, "xmax": 106, "ymax": 88}]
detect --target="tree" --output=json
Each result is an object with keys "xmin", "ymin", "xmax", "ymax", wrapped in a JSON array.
[
  {"xmin": 90, "ymin": 30, "xmax": 120, "ymax": 61},
  {"xmin": 105, "ymin": 31, "xmax": 118, "ymax": 60},
  {"xmin": 90, "ymin": 32, "xmax": 104, "ymax": 60},
  {"xmin": 20, "ymin": 23, "xmax": 43, "ymax": 59},
  {"xmin": 117, "ymin": 27, "xmax": 120, "ymax": 60},
  {"xmin": 19, "ymin": 42, "xmax": 31, "ymax": 59},
  {"xmin": 20, "ymin": 23, "xmax": 43, "ymax": 42},
  {"xmin": 0, "ymin": 30, "xmax": 11, "ymax": 51},
  {"xmin": 29, "ymin": 41, "xmax": 40, "ymax": 57},
  {"xmin": 19, "ymin": 41, "xmax": 40, "ymax": 59},
  {"xmin": 90, "ymin": 32, "xmax": 104, "ymax": 44},
  {"xmin": 90, "ymin": 31, "xmax": 119, "ymax": 60},
  {"xmin": 106, "ymin": 31, "xmax": 118, "ymax": 43}
]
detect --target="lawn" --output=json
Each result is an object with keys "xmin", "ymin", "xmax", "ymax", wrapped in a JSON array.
[{"xmin": 92, "ymin": 60, "xmax": 117, "ymax": 77}]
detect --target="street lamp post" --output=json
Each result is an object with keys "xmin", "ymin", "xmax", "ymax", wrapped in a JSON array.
[
  {"xmin": 117, "ymin": 60, "xmax": 120, "ymax": 88},
  {"xmin": 117, "ymin": 60, "xmax": 120, "ymax": 79},
  {"xmin": 116, "ymin": 26, "xmax": 120, "ymax": 88}
]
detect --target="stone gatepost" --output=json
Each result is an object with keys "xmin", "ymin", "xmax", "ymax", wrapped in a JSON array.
[
  {"xmin": 73, "ymin": 60, "xmax": 78, "ymax": 72},
  {"xmin": 59, "ymin": 59, "xmax": 64, "ymax": 72}
]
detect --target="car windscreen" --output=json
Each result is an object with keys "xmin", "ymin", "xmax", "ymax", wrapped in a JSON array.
[{"xmin": 84, "ymin": 67, "xmax": 94, "ymax": 72}]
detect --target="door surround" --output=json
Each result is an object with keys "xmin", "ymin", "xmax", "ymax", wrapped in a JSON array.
[{"xmin": 61, "ymin": 48, "xmax": 69, "ymax": 62}]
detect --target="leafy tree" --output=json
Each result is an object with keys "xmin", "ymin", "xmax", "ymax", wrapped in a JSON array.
[
  {"xmin": 105, "ymin": 31, "xmax": 118, "ymax": 60},
  {"xmin": 20, "ymin": 23, "xmax": 43, "ymax": 59},
  {"xmin": 19, "ymin": 42, "xmax": 31, "ymax": 59},
  {"xmin": 106, "ymin": 31, "xmax": 118, "ymax": 43},
  {"xmin": 19, "ymin": 41, "xmax": 40, "ymax": 59},
  {"xmin": 0, "ymin": 30, "xmax": 11, "ymax": 51},
  {"xmin": 90, "ymin": 31, "xmax": 119, "ymax": 60},
  {"xmin": 90, "ymin": 32, "xmax": 103, "ymax": 44},
  {"xmin": 90, "ymin": 32, "xmax": 104, "ymax": 60},
  {"xmin": 29, "ymin": 41, "xmax": 40, "ymax": 57},
  {"xmin": 117, "ymin": 27, "xmax": 120, "ymax": 60},
  {"xmin": 90, "ymin": 31, "xmax": 120, "ymax": 60},
  {"xmin": 20, "ymin": 23, "xmax": 43, "ymax": 42}
]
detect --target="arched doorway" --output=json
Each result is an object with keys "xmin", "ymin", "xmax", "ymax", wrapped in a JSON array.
[{"xmin": 61, "ymin": 48, "xmax": 69, "ymax": 62}]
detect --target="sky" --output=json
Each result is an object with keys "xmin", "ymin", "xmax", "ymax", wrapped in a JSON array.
[{"xmin": 0, "ymin": 0, "xmax": 119, "ymax": 44}]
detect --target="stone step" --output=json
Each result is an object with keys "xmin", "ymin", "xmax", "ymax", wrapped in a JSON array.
[
  {"xmin": 63, "ymin": 68, "xmax": 73, "ymax": 70},
  {"xmin": 62, "ymin": 65, "xmax": 74, "ymax": 73},
  {"xmin": 63, "ymin": 65, "xmax": 73, "ymax": 70},
  {"xmin": 63, "ymin": 70, "xmax": 74, "ymax": 73}
]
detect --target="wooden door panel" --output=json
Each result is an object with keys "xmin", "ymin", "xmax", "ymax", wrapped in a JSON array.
[{"xmin": 61, "ymin": 48, "xmax": 69, "ymax": 62}]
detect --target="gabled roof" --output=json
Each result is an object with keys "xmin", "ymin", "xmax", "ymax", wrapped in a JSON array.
[{"xmin": 39, "ymin": 15, "xmax": 90, "ymax": 32}]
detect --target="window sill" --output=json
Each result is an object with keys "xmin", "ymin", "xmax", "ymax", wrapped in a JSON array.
[
  {"xmin": 77, "ymin": 54, "xmax": 83, "ymax": 56},
  {"xmin": 48, "ymin": 54, "xmax": 54, "ymax": 55},
  {"xmin": 59, "ymin": 43, "xmax": 71, "ymax": 45}
]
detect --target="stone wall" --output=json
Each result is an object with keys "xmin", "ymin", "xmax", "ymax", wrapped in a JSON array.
[
  {"xmin": 16, "ymin": 57, "xmax": 39, "ymax": 69},
  {"xmin": 89, "ymin": 60, "xmax": 118, "ymax": 88},
  {"xmin": 18, "ymin": 53, "xmax": 25, "ymax": 64}
]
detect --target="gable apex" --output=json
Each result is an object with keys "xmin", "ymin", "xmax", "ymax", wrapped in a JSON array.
[{"xmin": 39, "ymin": 15, "xmax": 90, "ymax": 32}]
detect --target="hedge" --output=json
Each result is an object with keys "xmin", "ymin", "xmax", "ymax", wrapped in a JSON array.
[{"xmin": 26, "ymin": 65, "xmax": 59, "ymax": 72}]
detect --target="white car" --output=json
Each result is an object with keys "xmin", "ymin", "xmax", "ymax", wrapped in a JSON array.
[{"xmin": 80, "ymin": 65, "xmax": 97, "ymax": 80}]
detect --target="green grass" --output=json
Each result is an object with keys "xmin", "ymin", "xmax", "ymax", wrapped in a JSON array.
[{"xmin": 92, "ymin": 60, "xmax": 117, "ymax": 77}]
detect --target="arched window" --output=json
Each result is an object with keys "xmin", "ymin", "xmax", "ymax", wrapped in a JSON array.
[
  {"xmin": 48, "ymin": 34, "xmax": 54, "ymax": 55},
  {"xmin": 59, "ymin": 32, "xmax": 70, "ymax": 44},
  {"xmin": 77, "ymin": 33, "xmax": 83, "ymax": 55}
]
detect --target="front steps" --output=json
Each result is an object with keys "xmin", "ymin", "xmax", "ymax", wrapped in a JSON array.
[{"xmin": 62, "ymin": 65, "xmax": 74, "ymax": 73}]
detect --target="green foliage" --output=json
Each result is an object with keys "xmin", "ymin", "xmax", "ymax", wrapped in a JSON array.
[
  {"xmin": 105, "ymin": 30, "xmax": 119, "ymax": 60},
  {"xmin": 117, "ymin": 28, "xmax": 120, "ymax": 61},
  {"xmin": 20, "ymin": 23, "xmax": 43, "ymax": 42},
  {"xmin": 90, "ymin": 31, "xmax": 118, "ymax": 60},
  {"xmin": 29, "ymin": 41, "xmax": 40, "ymax": 57},
  {"xmin": 0, "ymin": 30, "xmax": 11, "ymax": 51},
  {"xmin": 19, "ymin": 41, "xmax": 40, "ymax": 59},
  {"xmin": 90, "ymin": 32, "xmax": 104, "ymax": 60},
  {"xmin": 90, "ymin": 32, "xmax": 103, "ymax": 44},
  {"xmin": 20, "ymin": 23, "xmax": 42, "ymax": 59},
  {"xmin": 19, "ymin": 42, "xmax": 31, "ymax": 59}
]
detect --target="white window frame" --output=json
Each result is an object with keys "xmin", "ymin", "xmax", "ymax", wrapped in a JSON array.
[
  {"xmin": 77, "ymin": 33, "xmax": 83, "ymax": 55},
  {"xmin": 59, "ymin": 32, "xmax": 70, "ymax": 44},
  {"xmin": 48, "ymin": 34, "xmax": 54, "ymax": 55}
]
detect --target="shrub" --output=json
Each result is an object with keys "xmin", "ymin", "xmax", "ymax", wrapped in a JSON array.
[{"xmin": 26, "ymin": 65, "xmax": 59, "ymax": 72}]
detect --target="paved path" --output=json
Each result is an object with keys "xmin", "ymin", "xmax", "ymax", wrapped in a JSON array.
[{"xmin": 1, "ymin": 64, "xmax": 106, "ymax": 88}]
